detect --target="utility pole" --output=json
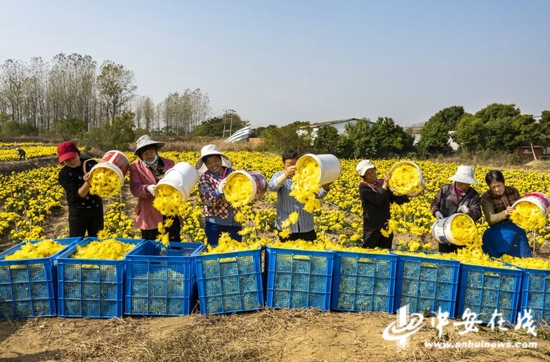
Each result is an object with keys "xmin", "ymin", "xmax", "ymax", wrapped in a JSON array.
[{"xmin": 222, "ymin": 109, "xmax": 236, "ymax": 137}]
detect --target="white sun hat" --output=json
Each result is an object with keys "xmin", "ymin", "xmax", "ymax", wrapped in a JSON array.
[
  {"xmin": 195, "ymin": 144, "xmax": 232, "ymax": 173},
  {"xmin": 356, "ymin": 159, "xmax": 376, "ymax": 177},
  {"xmin": 134, "ymin": 134, "xmax": 165, "ymax": 155},
  {"xmin": 449, "ymin": 165, "xmax": 478, "ymax": 185}
]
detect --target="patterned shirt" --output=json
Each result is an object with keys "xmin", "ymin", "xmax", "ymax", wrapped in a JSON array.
[
  {"xmin": 431, "ymin": 183, "xmax": 482, "ymax": 222},
  {"xmin": 268, "ymin": 171, "xmax": 328, "ymax": 233},
  {"xmin": 480, "ymin": 186, "xmax": 521, "ymax": 226},
  {"xmin": 198, "ymin": 167, "xmax": 240, "ymax": 226}
]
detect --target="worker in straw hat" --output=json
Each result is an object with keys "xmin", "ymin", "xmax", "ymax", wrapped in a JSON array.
[
  {"xmin": 431, "ymin": 164, "xmax": 481, "ymax": 253},
  {"xmin": 129, "ymin": 134, "xmax": 181, "ymax": 241},
  {"xmin": 196, "ymin": 144, "xmax": 242, "ymax": 246},
  {"xmin": 57, "ymin": 140, "xmax": 104, "ymax": 237},
  {"xmin": 356, "ymin": 159, "xmax": 410, "ymax": 249}
]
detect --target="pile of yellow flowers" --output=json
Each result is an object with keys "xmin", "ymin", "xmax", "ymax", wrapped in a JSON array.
[
  {"xmin": 389, "ymin": 162, "xmax": 424, "ymax": 196},
  {"xmin": 290, "ymin": 157, "xmax": 321, "ymax": 213},
  {"xmin": 203, "ymin": 232, "xmax": 266, "ymax": 254},
  {"xmin": 224, "ymin": 172, "xmax": 253, "ymax": 208},
  {"xmin": 449, "ymin": 214, "xmax": 481, "ymax": 248},
  {"xmin": 89, "ymin": 167, "xmax": 122, "ymax": 197},
  {"xmin": 71, "ymin": 239, "xmax": 136, "ymax": 260},
  {"xmin": 511, "ymin": 201, "xmax": 546, "ymax": 230},
  {"xmin": 4, "ymin": 239, "xmax": 65, "ymax": 260},
  {"xmin": 451, "ymin": 248, "xmax": 514, "ymax": 269},
  {"xmin": 153, "ymin": 184, "xmax": 186, "ymax": 216},
  {"xmin": 500, "ymin": 254, "xmax": 550, "ymax": 270},
  {"xmin": 393, "ymin": 250, "xmax": 453, "ymax": 260}
]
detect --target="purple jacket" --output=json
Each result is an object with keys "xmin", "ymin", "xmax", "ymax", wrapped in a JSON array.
[{"xmin": 130, "ymin": 157, "xmax": 175, "ymax": 230}]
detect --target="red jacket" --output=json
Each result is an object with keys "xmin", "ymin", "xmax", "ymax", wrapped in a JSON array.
[{"xmin": 129, "ymin": 157, "xmax": 175, "ymax": 230}]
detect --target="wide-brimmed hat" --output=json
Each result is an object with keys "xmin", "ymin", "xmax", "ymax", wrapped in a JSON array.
[
  {"xmin": 57, "ymin": 141, "xmax": 79, "ymax": 163},
  {"xmin": 195, "ymin": 144, "xmax": 232, "ymax": 172},
  {"xmin": 134, "ymin": 135, "xmax": 165, "ymax": 155},
  {"xmin": 449, "ymin": 165, "xmax": 478, "ymax": 185},
  {"xmin": 356, "ymin": 159, "xmax": 376, "ymax": 177}
]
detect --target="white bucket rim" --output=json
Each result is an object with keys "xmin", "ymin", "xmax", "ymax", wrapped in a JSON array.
[
  {"xmin": 158, "ymin": 177, "xmax": 190, "ymax": 200},
  {"xmin": 226, "ymin": 170, "xmax": 261, "ymax": 204},
  {"xmin": 431, "ymin": 213, "xmax": 474, "ymax": 246},
  {"xmin": 389, "ymin": 160, "xmax": 426, "ymax": 197},
  {"xmin": 90, "ymin": 162, "xmax": 124, "ymax": 184},
  {"xmin": 296, "ymin": 153, "xmax": 341, "ymax": 184},
  {"xmin": 512, "ymin": 197, "xmax": 550, "ymax": 217}
]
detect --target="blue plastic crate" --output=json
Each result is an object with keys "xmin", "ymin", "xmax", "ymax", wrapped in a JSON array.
[
  {"xmin": 0, "ymin": 237, "xmax": 81, "ymax": 318},
  {"xmin": 457, "ymin": 263, "xmax": 523, "ymax": 324},
  {"xmin": 57, "ymin": 237, "xmax": 144, "ymax": 318},
  {"xmin": 266, "ymin": 246, "xmax": 334, "ymax": 311},
  {"xmin": 516, "ymin": 267, "xmax": 550, "ymax": 324},
  {"xmin": 195, "ymin": 248, "xmax": 264, "ymax": 315},
  {"xmin": 124, "ymin": 241, "xmax": 205, "ymax": 316},
  {"xmin": 331, "ymin": 250, "xmax": 397, "ymax": 313},
  {"xmin": 394, "ymin": 253, "xmax": 460, "ymax": 318}
]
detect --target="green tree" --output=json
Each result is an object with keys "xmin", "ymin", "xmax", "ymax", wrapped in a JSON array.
[
  {"xmin": 474, "ymin": 103, "xmax": 520, "ymax": 123},
  {"xmin": 313, "ymin": 125, "xmax": 340, "ymax": 154},
  {"xmin": 261, "ymin": 121, "xmax": 313, "ymax": 153},
  {"xmin": 455, "ymin": 114, "xmax": 486, "ymax": 153},
  {"xmin": 82, "ymin": 111, "xmax": 135, "ymax": 151},
  {"xmin": 371, "ymin": 117, "xmax": 415, "ymax": 158},
  {"xmin": 192, "ymin": 114, "xmax": 249, "ymax": 137},
  {"xmin": 1, "ymin": 120, "xmax": 38, "ymax": 136},
  {"xmin": 50, "ymin": 118, "xmax": 86, "ymax": 140},
  {"xmin": 344, "ymin": 118, "xmax": 375, "ymax": 158},
  {"xmin": 484, "ymin": 117, "xmax": 517, "ymax": 152},
  {"xmin": 417, "ymin": 105, "xmax": 465, "ymax": 156},
  {"xmin": 96, "ymin": 61, "xmax": 137, "ymax": 125}
]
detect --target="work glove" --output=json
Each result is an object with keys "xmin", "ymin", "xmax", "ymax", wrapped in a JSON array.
[
  {"xmin": 146, "ymin": 184, "xmax": 157, "ymax": 196},
  {"xmin": 457, "ymin": 205, "xmax": 470, "ymax": 214},
  {"xmin": 435, "ymin": 211, "xmax": 444, "ymax": 220},
  {"xmin": 217, "ymin": 179, "xmax": 227, "ymax": 194}
]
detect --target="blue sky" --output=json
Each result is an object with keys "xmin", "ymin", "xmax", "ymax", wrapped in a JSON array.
[{"xmin": 1, "ymin": 0, "xmax": 549, "ymax": 128}]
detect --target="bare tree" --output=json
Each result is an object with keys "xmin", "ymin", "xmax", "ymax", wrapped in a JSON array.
[{"xmin": 96, "ymin": 60, "xmax": 137, "ymax": 125}]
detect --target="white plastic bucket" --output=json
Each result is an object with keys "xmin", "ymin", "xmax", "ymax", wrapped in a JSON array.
[
  {"xmin": 512, "ymin": 192, "xmax": 550, "ymax": 217},
  {"xmin": 389, "ymin": 160, "xmax": 426, "ymax": 197},
  {"xmin": 296, "ymin": 153, "xmax": 341, "ymax": 185},
  {"xmin": 90, "ymin": 150, "xmax": 129, "ymax": 186},
  {"xmin": 225, "ymin": 170, "xmax": 267, "ymax": 204},
  {"xmin": 431, "ymin": 213, "xmax": 473, "ymax": 246},
  {"xmin": 157, "ymin": 162, "xmax": 199, "ymax": 202}
]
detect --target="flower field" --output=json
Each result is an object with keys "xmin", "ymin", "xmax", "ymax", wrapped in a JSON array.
[{"xmin": 1, "ymin": 146, "xmax": 550, "ymax": 255}]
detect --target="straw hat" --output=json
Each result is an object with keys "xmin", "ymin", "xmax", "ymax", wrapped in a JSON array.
[
  {"xmin": 195, "ymin": 144, "xmax": 232, "ymax": 172},
  {"xmin": 134, "ymin": 135, "xmax": 165, "ymax": 155},
  {"xmin": 449, "ymin": 165, "xmax": 478, "ymax": 185},
  {"xmin": 356, "ymin": 159, "xmax": 376, "ymax": 177}
]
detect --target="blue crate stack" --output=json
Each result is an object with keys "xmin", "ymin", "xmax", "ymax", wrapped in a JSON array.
[
  {"xmin": 394, "ymin": 253, "xmax": 460, "ymax": 318},
  {"xmin": 331, "ymin": 250, "xmax": 397, "ymax": 313},
  {"xmin": 56, "ymin": 237, "xmax": 144, "ymax": 318},
  {"xmin": 266, "ymin": 246, "xmax": 334, "ymax": 311},
  {"xmin": 195, "ymin": 248, "xmax": 264, "ymax": 315},
  {"xmin": 0, "ymin": 237, "xmax": 80, "ymax": 318},
  {"xmin": 457, "ymin": 263, "xmax": 523, "ymax": 324},
  {"xmin": 516, "ymin": 267, "xmax": 550, "ymax": 324},
  {"xmin": 125, "ymin": 241, "xmax": 205, "ymax": 316}
]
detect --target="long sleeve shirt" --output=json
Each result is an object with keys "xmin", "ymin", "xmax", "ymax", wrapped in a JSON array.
[
  {"xmin": 431, "ymin": 183, "xmax": 482, "ymax": 222},
  {"xmin": 58, "ymin": 158, "xmax": 102, "ymax": 213},
  {"xmin": 359, "ymin": 180, "xmax": 409, "ymax": 230},
  {"xmin": 480, "ymin": 186, "xmax": 521, "ymax": 226},
  {"xmin": 198, "ymin": 167, "xmax": 240, "ymax": 226},
  {"xmin": 268, "ymin": 171, "xmax": 328, "ymax": 233}
]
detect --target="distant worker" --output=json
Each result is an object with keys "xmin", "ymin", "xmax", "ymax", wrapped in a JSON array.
[{"xmin": 16, "ymin": 146, "xmax": 26, "ymax": 160}]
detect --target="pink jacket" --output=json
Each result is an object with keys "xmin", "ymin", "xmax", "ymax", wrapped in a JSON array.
[{"xmin": 129, "ymin": 157, "xmax": 175, "ymax": 230}]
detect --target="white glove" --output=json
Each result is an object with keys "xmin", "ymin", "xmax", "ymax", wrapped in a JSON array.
[
  {"xmin": 217, "ymin": 179, "xmax": 227, "ymax": 194},
  {"xmin": 435, "ymin": 211, "xmax": 444, "ymax": 220},
  {"xmin": 146, "ymin": 184, "xmax": 156, "ymax": 196},
  {"xmin": 457, "ymin": 205, "xmax": 470, "ymax": 214}
]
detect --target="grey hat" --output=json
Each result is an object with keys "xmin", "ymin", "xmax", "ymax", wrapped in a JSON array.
[
  {"xmin": 134, "ymin": 135, "xmax": 165, "ymax": 155},
  {"xmin": 195, "ymin": 144, "xmax": 232, "ymax": 172},
  {"xmin": 449, "ymin": 165, "xmax": 478, "ymax": 185}
]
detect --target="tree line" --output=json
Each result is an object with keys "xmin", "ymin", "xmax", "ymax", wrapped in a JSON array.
[{"xmin": 0, "ymin": 53, "xmax": 211, "ymax": 137}]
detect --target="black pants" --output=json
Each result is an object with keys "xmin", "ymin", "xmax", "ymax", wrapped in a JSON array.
[
  {"xmin": 69, "ymin": 207, "xmax": 104, "ymax": 238},
  {"xmin": 438, "ymin": 243, "xmax": 464, "ymax": 253},
  {"xmin": 141, "ymin": 216, "xmax": 181, "ymax": 242},
  {"xmin": 279, "ymin": 229, "xmax": 317, "ymax": 242},
  {"xmin": 362, "ymin": 228, "xmax": 394, "ymax": 249}
]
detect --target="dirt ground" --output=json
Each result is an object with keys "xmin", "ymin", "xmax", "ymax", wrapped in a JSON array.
[{"xmin": 2, "ymin": 158, "xmax": 550, "ymax": 362}]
